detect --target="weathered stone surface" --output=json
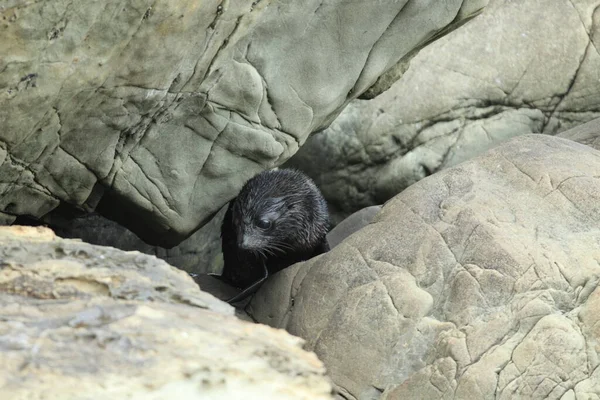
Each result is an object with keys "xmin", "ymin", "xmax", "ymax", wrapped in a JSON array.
[
  {"xmin": 45, "ymin": 206, "xmax": 227, "ymax": 275},
  {"xmin": 250, "ymin": 135, "xmax": 600, "ymax": 399},
  {"xmin": 0, "ymin": 225, "xmax": 230, "ymax": 314},
  {"xmin": 0, "ymin": 226, "xmax": 334, "ymax": 399},
  {"xmin": 558, "ymin": 116, "xmax": 600, "ymax": 151},
  {"xmin": 326, "ymin": 205, "xmax": 382, "ymax": 249},
  {"xmin": 0, "ymin": 0, "xmax": 487, "ymax": 246},
  {"xmin": 287, "ymin": 0, "xmax": 600, "ymax": 221}
]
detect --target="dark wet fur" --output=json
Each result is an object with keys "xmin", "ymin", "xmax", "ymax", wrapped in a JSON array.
[{"xmin": 220, "ymin": 169, "xmax": 330, "ymax": 289}]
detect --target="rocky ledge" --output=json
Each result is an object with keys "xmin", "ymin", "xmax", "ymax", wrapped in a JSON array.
[{"xmin": 0, "ymin": 226, "xmax": 334, "ymax": 400}]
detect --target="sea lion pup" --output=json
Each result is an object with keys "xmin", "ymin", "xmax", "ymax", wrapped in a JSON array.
[{"xmin": 219, "ymin": 168, "xmax": 330, "ymax": 297}]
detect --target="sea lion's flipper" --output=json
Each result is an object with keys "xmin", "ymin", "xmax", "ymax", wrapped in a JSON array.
[{"xmin": 225, "ymin": 261, "xmax": 269, "ymax": 304}]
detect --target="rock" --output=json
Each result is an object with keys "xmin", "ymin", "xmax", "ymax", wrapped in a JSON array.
[
  {"xmin": 0, "ymin": 0, "xmax": 488, "ymax": 247},
  {"xmin": 0, "ymin": 225, "xmax": 230, "ymax": 314},
  {"xmin": 248, "ymin": 134, "xmax": 600, "ymax": 399},
  {"xmin": 287, "ymin": 0, "xmax": 600, "ymax": 220},
  {"xmin": 44, "ymin": 206, "xmax": 227, "ymax": 275},
  {"xmin": 558, "ymin": 116, "xmax": 600, "ymax": 151},
  {"xmin": 0, "ymin": 226, "xmax": 335, "ymax": 399},
  {"xmin": 326, "ymin": 205, "xmax": 382, "ymax": 249}
]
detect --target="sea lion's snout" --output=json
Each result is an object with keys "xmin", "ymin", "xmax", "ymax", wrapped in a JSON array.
[
  {"xmin": 239, "ymin": 235, "xmax": 251, "ymax": 249},
  {"xmin": 239, "ymin": 232, "xmax": 263, "ymax": 251}
]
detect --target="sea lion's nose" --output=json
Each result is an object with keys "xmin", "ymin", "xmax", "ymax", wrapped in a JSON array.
[
  {"xmin": 241, "ymin": 236, "xmax": 253, "ymax": 250},
  {"xmin": 239, "ymin": 233, "xmax": 258, "ymax": 250},
  {"xmin": 238, "ymin": 231, "xmax": 249, "ymax": 249}
]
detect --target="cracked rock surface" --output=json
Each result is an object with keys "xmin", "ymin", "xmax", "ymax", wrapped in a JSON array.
[
  {"xmin": 0, "ymin": 225, "xmax": 334, "ymax": 399},
  {"xmin": 287, "ymin": 0, "xmax": 600, "ymax": 222},
  {"xmin": 0, "ymin": 0, "xmax": 487, "ymax": 246},
  {"xmin": 249, "ymin": 134, "xmax": 600, "ymax": 399}
]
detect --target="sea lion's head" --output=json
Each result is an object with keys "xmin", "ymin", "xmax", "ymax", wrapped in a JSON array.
[{"xmin": 230, "ymin": 169, "xmax": 329, "ymax": 257}]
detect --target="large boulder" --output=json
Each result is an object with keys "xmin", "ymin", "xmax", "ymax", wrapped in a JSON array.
[
  {"xmin": 0, "ymin": 0, "xmax": 487, "ymax": 246},
  {"xmin": 249, "ymin": 134, "xmax": 600, "ymax": 399},
  {"xmin": 0, "ymin": 226, "xmax": 334, "ymax": 399},
  {"xmin": 287, "ymin": 0, "xmax": 600, "ymax": 222}
]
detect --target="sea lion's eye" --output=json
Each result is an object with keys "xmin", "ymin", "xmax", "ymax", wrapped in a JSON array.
[{"xmin": 256, "ymin": 218, "xmax": 272, "ymax": 230}]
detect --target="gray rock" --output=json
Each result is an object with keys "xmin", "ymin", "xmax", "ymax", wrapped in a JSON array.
[
  {"xmin": 0, "ymin": 225, "xmax": 335, "ymax": 399},
  {"xmin": 0, "ymin": 0, "xmax": 487, "ymax": 247},
  {"xmin": 326, "ymin": 205, "xmax": 382, "ymax": 249},
  {"xmin": 46, "ymin": 206, "xmax": 227, "ymax": 275},
  {"xmin": 0, "ymin": 225, "xmax": 232, "ymax": 315},
  {"xmin": 287, "ymin": 0, "xmax": 600, "ymax": 220},
  {"xmin": 249, "ymin": 134, "xmax": 600, "ymax": 399},
  {"xmin": 558, "ymin": 116, "xmax": 600, "ymax": 151}
]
